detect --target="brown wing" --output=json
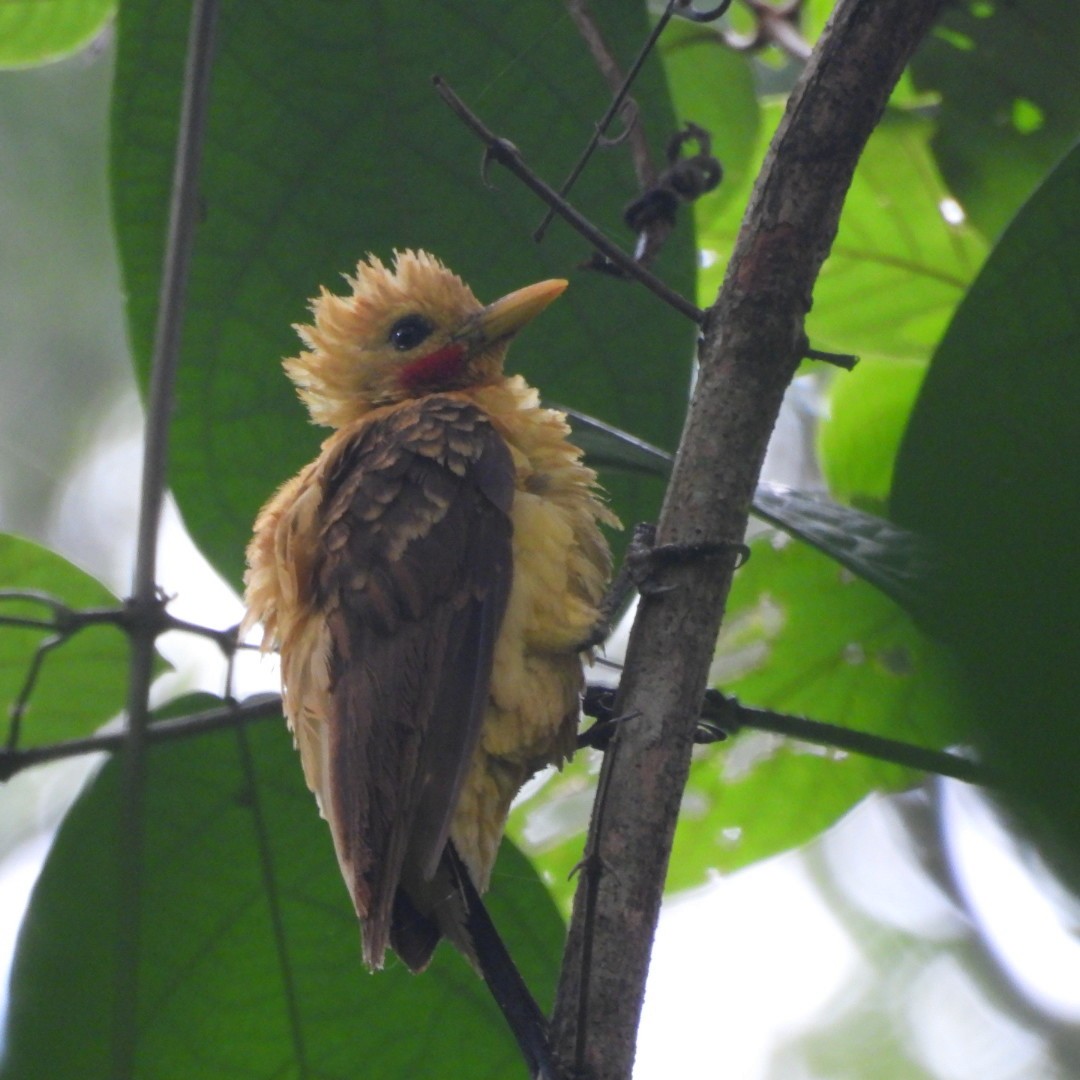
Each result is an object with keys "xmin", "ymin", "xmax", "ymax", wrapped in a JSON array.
[{"xmin": 315, "ymin": 395, "xmax": 514, "ymax": 968}]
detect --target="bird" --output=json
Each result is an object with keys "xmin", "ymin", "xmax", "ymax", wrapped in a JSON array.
[{"xmin": 243, "ymin": 249, "xmax": 616, "ymax": 976}]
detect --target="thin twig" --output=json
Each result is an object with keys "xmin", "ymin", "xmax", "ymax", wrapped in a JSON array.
[
  {"xmin": 1, "ymin": 597, "xmax": 128, "ymax": 749},
  {"xmin": 114, "ymin": 1, "xmax": 220, "ymax": 1075},
  {"xmin": 805, "ymin": 345, "xmax": 858, "ymax": 369},
  {"xmin": 432, "ymin": 75, "xmax": 705, "ymax": 325},
  {"xmin": 678, "ymin": 0, "xmax": 737, "ymax": 22},
  {"xmin": 723, "ymin": 0, "xmax": 811, "ymax": 60},
  {"xmin": 568, "ymin": 734, "xmax": 620, "ymax": 1074},
  {"xmin": 533, "ymin": 0, "xmax": 677, "ymax": 242},
  {"xmin": 447, "ymin": 843, "xmax": 565, "ymax": 1080},
  {"xmin": 581, "ymin": 685, "xmax": 994, "ymax": 786},
  {"xmin": 0, "ymin": 589, "xmax": 85, "ymax": 615},
  {"xmin": 0, "ymin": 695, "xmax": 281, "ymax": 782},
  {"xmin": 0, "ymin": 615, "xmax": 57, "ymax": 632},
  {"xmin": 0, "ymin": 593, "xmax": 246, "ymax": 646},
  {"xmin": 162, "ymin": 613, "xmax": 252, "ymax": 652},
  {"xmin": 0, "ymin": 591, "xmax": 129, "ymax": 629},
  {"xmin": 700, "ymin": 692, "xmax": 993, "ymax": 786},
  {"xmin": 0, "ymin": 591, "xmax": 247, "ymax": 751},
  {"xmin": 5, "ymin": 634, "xmax": 62, "ymax": 750}
]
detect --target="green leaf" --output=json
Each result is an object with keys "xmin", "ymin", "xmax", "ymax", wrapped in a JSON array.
[
  {"xmin": 911, "ymin": 0, "xmax": 1080, "ymax": 239},
  {"xmin": 558, "ymin": 407, "xmax": 938, "ymax": 612},
  {"xmin": 513, "ymin": 539, "xmax": 968, "ymax": 900},
  {"xmin": 112, "ymin": 0, "xmax": 696, "ymax": 586},
  {"xmin": 3, "ymin": 705, "xmax": 563, "ymax": 1079},
  {"xmin": 698, "ymin": 105, "xmax": 986, "ymax": 360},
  {"xmin": 749, "ymin": 485, "xmax": 935, "ymax": 617},
  {"xmin": 818, "ymin": 357, "xmax": 928, "ymax": 506},
  {"xmin": 0, "ymin": 534, "xmax": 128, "ymax": 749},
  {"xmin": 800, "ymin": 0, "xmax": 835, "ymax": 44},
  {"xmin": 562, "ymin": 408, "xmax": 673, "ymax": 477},
  {"xmin": 892, "ymin": 143, "xmax": 1080, "ymax": 888},
  {"xmin": 668, "ymin": 538, "xmax": 967, "ymax": 887},
  {"xmin": 0, "ymin": 0, "xmax": 113, "ymax": 69},
  {"xmin": 809, "ymin": 109, "xmax": 987, "ymax": 361}
]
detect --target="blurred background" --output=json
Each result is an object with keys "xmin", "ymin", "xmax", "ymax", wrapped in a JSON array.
[{"xmin": 2, "ymin": 20, "xmax": 1079, "ymax": 1080}]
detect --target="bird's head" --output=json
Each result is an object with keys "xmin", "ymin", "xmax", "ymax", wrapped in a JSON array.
[{"xmin": 285, "ymin": 250, "xmax": 567, "ymax": 427}]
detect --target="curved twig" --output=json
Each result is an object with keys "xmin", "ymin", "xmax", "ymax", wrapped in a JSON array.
[
  {"xmin": 674, "ymin": 0, "xmax": 734, "ymax": 23},
  {"xmin": 433, "ymin": 76, "xmax": 704, "ymax": 324},
  {"xmin": 534, "ymin": 0, "xmax": 677, "ymax": 242}
]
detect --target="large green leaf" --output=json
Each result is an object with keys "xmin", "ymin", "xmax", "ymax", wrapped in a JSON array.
[
  {"xmin": 818, "ymin": 356, "xmax": 928, "ymax": 507},
  {"xmin": 0, "ymin": 0, "xmax": 113, "ymax": 69},
  {"xmin": 911, "ymin": 0, "xmax": 1080, "ymax": 239},
  {"xmin": 698, "ymin": 104, "xmax": 986, "ymax": 360},
  {"xmin": 892, "ymin": 144, "xmax": 1080, "ymax": 887},
  {"xmin": 0, "ymin": 534, "xmax": 128, "ymax": 750},
  {"xmin": 673, "ymin": 538, "xmax": 967, "ymax": 888},
  {"xmin": 3, "ymin": 704, "xmax": 564, "ymax": 1079},
  {"xmin": 562, "ymin": 411, "xmax": 938, "ymax": 614},
  {"xmin": 513, "ymin": 539, "xmax": 967, "ymax": 902},
  {"xmin": 112, "ymin": 0, "xmax": 696, "ymax": 586},
  {"xmin": 809, "ymin": 109, "xmax": 986, "ymax": 362},
  {"xmin": 748, "ymin": 485, "xmax": 936, "ymax": 618}
]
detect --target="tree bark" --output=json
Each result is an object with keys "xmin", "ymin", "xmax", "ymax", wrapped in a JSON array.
[{"xmin": 550, "ymin": 0, "xmax": 948, "ymax": 1075}]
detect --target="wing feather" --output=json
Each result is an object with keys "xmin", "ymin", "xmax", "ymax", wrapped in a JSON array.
[{"xmin": 314, "ymin": 396, "xmax": 513, "ymax": 967}]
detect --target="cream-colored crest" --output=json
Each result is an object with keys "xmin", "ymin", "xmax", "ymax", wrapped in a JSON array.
[{"xmin": 284, "ymin": 250, "xmax": 485, "ymax": 428}]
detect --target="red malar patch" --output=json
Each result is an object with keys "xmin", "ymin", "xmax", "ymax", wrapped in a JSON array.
[{"xmin": 399, "ymin": 343, "xmax": 469, "ymax": 393}]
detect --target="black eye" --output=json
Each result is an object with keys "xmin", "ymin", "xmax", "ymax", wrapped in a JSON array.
[{"xmin": 388, "ymin": 314, "xmax": 434, "ymax": 351}]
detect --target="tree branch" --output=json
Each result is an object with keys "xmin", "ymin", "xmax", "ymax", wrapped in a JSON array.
[
  {"xmin": 0, "ymin": 695, "xmax": 280, "ymax": 782},
  {"xmin": 432, "ymin": 76, "xmax": 704, "ymax": 325},
  {"xmin": 114, "ymin": 1, "xmax": 220, "ymax": 1074},
  {"xmin": 533, "ymin": 0, "xmax": 673, "ymax": 243},
  {"xmin": 550, "ymin": 0, "xmax": 947, "ymax": 1075},
  {"xmin": 580, "ymin": 686, "xmax": 995, "ymax": 788},
  {"xmin": 698, "ymin": 692, "xmax": 992, "ymax": 787}
]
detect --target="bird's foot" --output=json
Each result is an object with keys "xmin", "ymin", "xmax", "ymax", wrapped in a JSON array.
[
  {"xmin": 579, "ymin": 687, "xmax": 644, "ymax": 750},
  {"xmin": 568, "ymin": 847, "xmax": 620, "ymax": 889},
  {"xmin": 578, "ymin": 521, "xmax": 745, "ymax": 651},
  {"xmin": 627, "ymin": 522, "xmax": 750, "ymax": 597},
  {"xmin": 577, "ymin": 701, "xmax": 642, "ymax": 751},
  {"xmin": 582, "ymin": 682, "xmax": 733, "ymax": 746},
  {"xmin": 574, "ymin": 529, "xmax": 659, "ymax": 651},
  {"xmin": 693, "ymin": 688, "xmax": 744, "ymax": 743}
]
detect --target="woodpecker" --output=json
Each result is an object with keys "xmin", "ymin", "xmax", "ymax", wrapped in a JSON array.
[{"xmin": 244, "ymin": 250, "xmax": 615, "ymax": 974}]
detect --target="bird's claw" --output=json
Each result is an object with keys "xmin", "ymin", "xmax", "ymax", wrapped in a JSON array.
[
  {"xmin": 693, "ymin": 717, "xmax": 729, "ymax": 744},
  {"xmin": 576, "ymin": 525, "xmax": 750, "ymax": 651},
  {"xmin": 576, "ymin": 617, "xmax": 612, "ymax": 653},
  {"xmin": 574, "ymin": 523, "xmax": 659, "ymax": 650},
  {"xmin": 568, "ymin": 849, "xmax": 620, "ymax": 887},
  {"xmin": 577, "ymin": 708, "xmax": 642, "ymax": 751},
  {"xmin": 627, "ymin": 523, "xmax": 750, "ymax": 597}
]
